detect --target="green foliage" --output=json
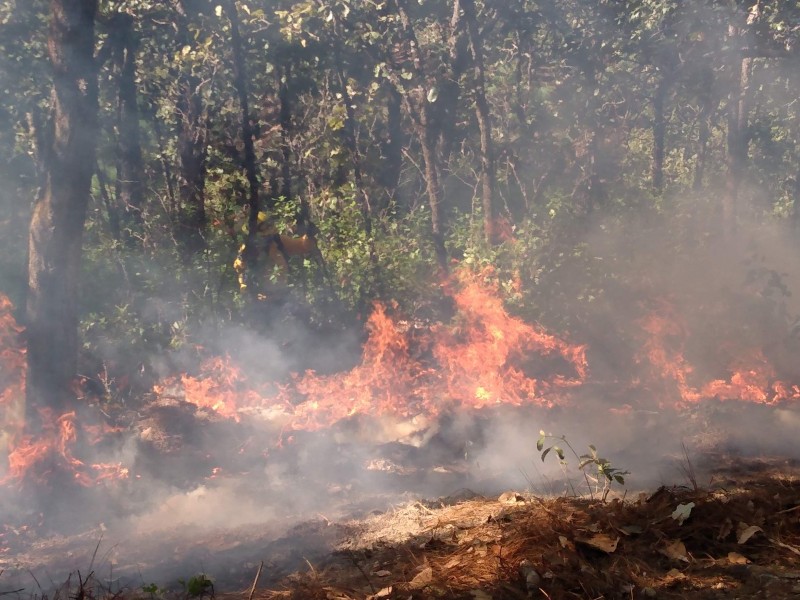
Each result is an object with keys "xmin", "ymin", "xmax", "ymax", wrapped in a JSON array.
[
  {"xmin": 181, "ymin": 574, "xmax": 214, "ymax": 599},
  {"xmin": 537, "ymin": 431, "xmax": 629, "ymax": 502},
  {"xmin": 3, "ymin": 0, "xmax": 800, "ymax": 406},
  {"xmin": 141, "ymin": 583, "xmax": 164, "ymax": 599}
]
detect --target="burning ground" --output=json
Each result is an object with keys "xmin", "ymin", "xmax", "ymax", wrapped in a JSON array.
[{"xmin": 1, "ymin": 252, "xmax": 800, "ymax": 597}]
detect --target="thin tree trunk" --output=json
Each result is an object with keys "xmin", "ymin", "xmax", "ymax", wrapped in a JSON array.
[
  {"xmin": 379, "ymin": 83, "xmax": 403, "ymax": 203},
  {"xmin": 723, "ymin": 55, "xmax": 751, "ymax": 236},
  {"xmin": 436, "ymin": 0, "xmax": 466, "ymax": 163},
  {"xmin": 27, "ymin": 0, "xmax": 98, "ymax": 414},
  {"xmin": 278, "ymin": 63, "xmax": 292, "ymax": 207},
  {"xmin": 174, "ymin": 0, "xmax": 208, "ymax": 247},
  {"xmin": 112, "ymin": 13, "xmax": 144, "ymax": 237},
  {"xmin": 150, "ymin": 106, "xmax": 177, "ymax": 219},
  {"xmin": 223, "ymin": 0, "xmax": 261, "ymax": 255},
  {"xmin": 461, "ymin": 0, "xmax": 496, "ymax": 244},
  {"xmin": 693, "ymin": 69, "xmax": 713, "ymax": 191},
  {"xmin": 652, "ymin": 75, "xmax": 667, "ymax": 193},
  {"xmin": 394, "ymin": 0, "xmax": 447, "ymax": 270},
  {"xmin": 95, "ymin": 160, "xmax": 121, "ymax": 241}
]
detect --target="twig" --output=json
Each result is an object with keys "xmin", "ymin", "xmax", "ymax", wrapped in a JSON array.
[
  {"xmin": 775, "ymin": 504, "xmax": 800, "ymax": 516},
  {"xmin": 679, "ymin": 442, "xmax": 698, "ymax": 492},
  {"xmin": 346, "ymin": 551, "xmax": 375, "ymax": 595},
  {"xmin": 88, "ymin": 535, "xmax": 103, "ymax": 573},
  {"xmin": 769, "ymin": 537, "xmax": 800, "ymax": 558},
  {"xmin": 0, "ymin": 589, "xmax": 25, "ymax": 596},
  {"xmin": 247, "ymin": 561, "xmax": 263, "ymax": 600}
]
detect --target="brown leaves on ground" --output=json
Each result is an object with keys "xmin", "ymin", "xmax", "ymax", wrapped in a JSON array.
[{"xmin": 252, "ymin": 474, "xmax": 800, "ymax": 599}]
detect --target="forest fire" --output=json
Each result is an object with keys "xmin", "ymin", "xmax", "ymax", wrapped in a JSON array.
[
  {"xmin": 638, "ymin": 298, "xmax": 800, "ymax": 407},
  {"xmin": 161, "ymin": 270, "xmax": 589, "ymax": 434},
  {"xmin": 0, "ymin": 294, "xmax": 128, "ymax": 487},
  {"xmin": 4, "ymin": 272, "xmax": 800, "ymax": 491}
]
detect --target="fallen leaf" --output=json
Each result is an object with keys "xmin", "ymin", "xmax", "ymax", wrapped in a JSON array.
[
  {"xmin": 737, "ymin": 524, "xmax": 763, "ymax": 544},
  {"xmin": 369, "ymin": 587, "xmax": 392, "ymax": 599},
  {"xmin": 498, "ymin": 491, "xmax": 525, "ymax": 504},
  {"xmin": 671, "ymin": 502, "xmax": 695, "ymax": 525},
  {"xmin": 619, "ymin": 525, "xmax": 643, "ymax": 536},
  {"xmin": 444, "ymin": 558, "xmax": 461, "ymax": 569},
  {"xmin": 664, "ymin": 568, "xmax": 687, "ymax": 581},
  {"xmin": 470, "ymin": 591, "xmax": 492, "ymax": 600},
  {"xmin": 409, "ymin": 567, "xmax": 433, "ymax": 589},
  {"xmin": 575, "ymin": 533, "xmax": 619, "ymax": 553},
  {"xmin": 660, "ymin": 540, "xmax": 690, "ymax": 562},
  {"xmin": 373, "ymin": 570, "xmax": 391, "ymax": 577},
  {"xmin": 717, "ymin": 517, "xmax": 733, "ymax": 541},
  {"xmin": 728, "ymin": 552, "xmax": 750, "ymax": 565},
  {"xmin": 558, "ymin": 535, "xmax": 575, "ymax": 550}
]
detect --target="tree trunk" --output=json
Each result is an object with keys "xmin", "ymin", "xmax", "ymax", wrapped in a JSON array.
[
  {"xmin": 462, "ymin": 0, "xmax": 496, "ymax": 244},
  {"xmin": 723, "ymin": 57, "xmax": 751, "ymax": 235},
  {"xmin": 693, "ymin": 68, "xmax": 713, "ymax": 192},
  {"xmin": 378, "ymin": 83, "xmax": 403, "ymax": 203},
  {"xmin": 174, "ymin": 0, "xmax": 208, "ymax": 247},
  {"xmin": 27, "ymin": 0, "xmax": 98, "ymax": 414},
  {"xmin": 278, "ymin": 63, "xmax": 292, "ymax": 207},
  {"xmin": 112, "ymin": 13, "xmax": 145, "ymax": 239},
  {"xmin": 436, "ymin": 0, "xmax": 467, "ymax": 163},
  {"xmin": 223, "ymin": 0, "xmax": 261, "ymax": 255},
  {"xmin": 394, "ymin": 0, "xmax": 448, "ymax": 270},
  {"xmin": 652, "ymin": 75, "xmax": 667, "ymax": 193}
]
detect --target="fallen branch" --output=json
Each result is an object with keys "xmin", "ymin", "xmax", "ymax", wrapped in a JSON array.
[{"xmin": 247, "ymin": 561, "xmax": 263, "ymax": 600}]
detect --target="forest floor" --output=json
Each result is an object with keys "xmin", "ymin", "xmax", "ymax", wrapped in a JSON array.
[
  {"xmin": 237, "ymin": 457, "xmax": 800, "ymax": 600},
  {"xmin": 3, "ymin": 401, "xmax": 800, "ymax": 600}
]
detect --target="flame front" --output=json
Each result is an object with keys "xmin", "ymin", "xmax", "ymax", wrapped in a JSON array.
[{"xmin": 165, "ymin": 269, "xmax": 588, "ymax": 431}]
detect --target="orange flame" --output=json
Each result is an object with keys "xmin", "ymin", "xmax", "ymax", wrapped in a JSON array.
[
  {"xmin": 162, "ymin": 269, "xmax": 588, "ymax": 431},
  {"xmin": 0, "ymin": 293, "xmax": 128, "ymax": 486},
  {"xmin": 638, "ymin": 299, "xmax": 800, "ymax": 407}
]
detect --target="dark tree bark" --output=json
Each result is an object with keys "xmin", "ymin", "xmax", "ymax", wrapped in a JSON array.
[
  {"xmin": 27, "ymin": 0, "xmax": 98, "ymax": 413},
  {"xmin": 461, "ymin": 0, "xmax": 497, "ymax": 244},
  {"xmin": 173, "ymin": 0, "xmax": 208, "ymax": 247},
  {"xmin": 223, "ymin": 0, "xmax": 261, "ymax": 254}
]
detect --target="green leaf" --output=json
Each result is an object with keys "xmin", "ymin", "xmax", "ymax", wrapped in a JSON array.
[
  {"xmin": 214, "ymin": 5, "xmax": 222, "ymax": 17},
  {"xmin": 614, "ymin": 474, "xmax": 625, "ymax": 485},
  {"xmin": 427, "ymin": 87, "xmax": 438, "ymax": 103},
  {"xmin": 541, "ymin": 446, "xmax": 552, "ymax": 462},
  {"xmin": 536, "ymin": 433, "xmax": 545, "ymax": 451},
  {"xmin": 554, "ymin": 446, "xmax": 565, "ymax": 460}
]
